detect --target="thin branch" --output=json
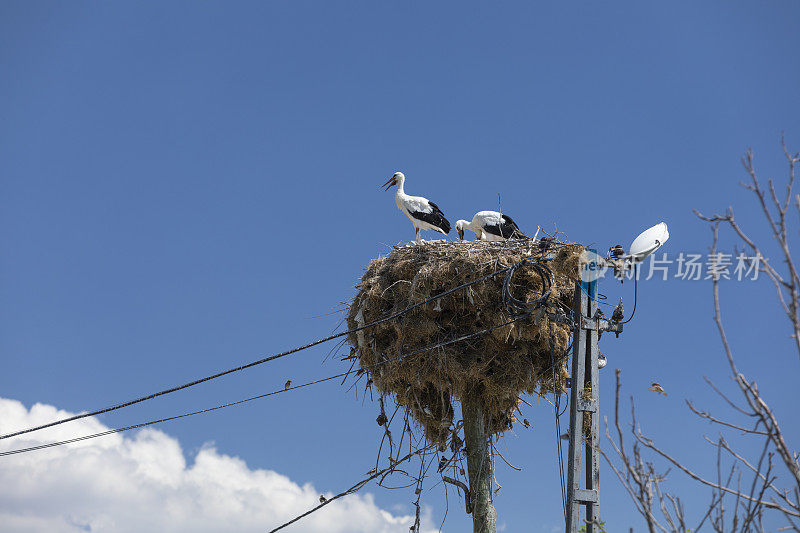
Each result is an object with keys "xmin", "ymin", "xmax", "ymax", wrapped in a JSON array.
[
  {"xmin": 633, "ymin": 431, "xmax": 799, "ymax": 517},
  {"xmin": 687, "ymin": 399, "xmax": 767, "ymax": 435}
]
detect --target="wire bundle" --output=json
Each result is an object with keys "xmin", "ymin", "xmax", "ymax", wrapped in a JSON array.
[{"xmin": 501, "ymin": 257, "xmax": 554, "ymax": 316}]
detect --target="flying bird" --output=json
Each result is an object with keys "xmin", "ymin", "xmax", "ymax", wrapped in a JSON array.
[
  {"xmin": 455, "ymin": 211, "xmax": 523, "ymax": 241},
  {"xmin": 648, "ymin": 382, "xmax": 667, "ymax": 396},
  {"xmin": 382, "ymin": 172, "xmax": 451, "ymax": 244}
]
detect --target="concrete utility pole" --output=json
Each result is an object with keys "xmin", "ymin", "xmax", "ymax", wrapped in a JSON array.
[
  {"xmin": 463, "ymin": 394, "xmax": 497, "ymax": 533},
  {"xmin": 566, "ymin": 279, "xmax": 600, "ymax": 532}
]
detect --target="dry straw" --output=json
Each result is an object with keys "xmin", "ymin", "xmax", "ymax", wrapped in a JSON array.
[{"xmin": 347, "ymin": 239, "xmax": 584, "ymax": 445}]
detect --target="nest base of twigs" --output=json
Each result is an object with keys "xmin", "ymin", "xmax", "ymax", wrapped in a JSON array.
[{"xmin": 347, "ymin": 239, "xmax": 583, "ymax": 445}]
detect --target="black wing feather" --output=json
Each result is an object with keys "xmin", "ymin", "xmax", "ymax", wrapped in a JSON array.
[
  {"xmin": 409, "ymin": 200, "xmax": 451, "ymax": 234},
  {"xmin": 483, "ymin": 213, "xmax": 522, "ymax": 238},
  {"xmin": 501, "ymin": 214, "xmax": 519, "ymax": 230}
]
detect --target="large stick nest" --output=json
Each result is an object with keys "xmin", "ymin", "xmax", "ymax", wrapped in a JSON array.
[{"xmin": 347, "ymin": 239, "xmax": 583, "ymax": 446}]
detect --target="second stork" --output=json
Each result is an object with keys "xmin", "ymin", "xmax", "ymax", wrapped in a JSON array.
[{"xmin": 456, "ymin": 211, "xmax": 523, "ymax": 241}]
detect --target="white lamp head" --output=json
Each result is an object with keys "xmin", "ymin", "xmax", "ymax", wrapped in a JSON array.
[{"xmin": 627, "ymin": 222, "xmax": 669, "ymax": 262}]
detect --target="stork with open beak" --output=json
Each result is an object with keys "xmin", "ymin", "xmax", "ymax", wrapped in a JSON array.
[
  {"xmin": 455, "ymin": 211, "xmax": 524, "ymax": 241},
  {"xmin": 382, "ymin": 172, "xmax": 451, "ymax": 244}
]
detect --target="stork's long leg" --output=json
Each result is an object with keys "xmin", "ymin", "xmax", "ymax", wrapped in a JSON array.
[{"xmin": 415, "ymin": 227, "xmax": 421, "ymax": 244}]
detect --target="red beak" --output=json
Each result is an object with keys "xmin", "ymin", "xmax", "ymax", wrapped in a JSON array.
[{"xmin": 381, "ymin": 176, "xmax": 397, "ymax": 190}]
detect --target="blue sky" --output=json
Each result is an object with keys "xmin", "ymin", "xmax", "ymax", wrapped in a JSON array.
[{"xmin": 1, "ymin": 1, "xmax": 799, "ymax": 531}]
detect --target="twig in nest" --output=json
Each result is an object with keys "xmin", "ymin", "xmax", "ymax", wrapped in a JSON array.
[
  {"xmin": 381, "ymin": 279, "xmax": 412, "ymax": 297},
  {"xmin": 492, "ymin": 441, "xmax": 522, "ymax": 471}
]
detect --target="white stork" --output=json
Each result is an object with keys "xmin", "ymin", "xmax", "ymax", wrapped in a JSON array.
[
  {"xmin": 382, "ymin": 172, "xmax": 451, "ymax": 243},
  {"xmin": 455, "ymin": 211, "xmax": 523, "ymax": 241}
]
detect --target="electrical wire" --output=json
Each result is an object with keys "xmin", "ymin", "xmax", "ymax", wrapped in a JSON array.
[
  {"xmin": 502, "ymin": 257, "xmax": 554, "ymax": 316},
  {"xmin": 550, "ymin": 339, "xmax": 568, "ymax": 523},
  {"xmin": 0, "ymin": 373, "xmax": 343, "ymax": 457},
  {"xmin": 268, "ymin": 445, "xmax": 436, "ymax": 533},
  {"xmin": 0, "ymin": 314, "xmax": 533, "ymax": 457},
  {"xmin": 578, "ymin": 283, "xmax": 614, "ymax": 308},
  {"xmin": 618, "ymin": 264, "xmax": 639, "ymax": 324},
  {"xmin": 0, "ymin": 263, "xmax": 521, "ymax": 442}
]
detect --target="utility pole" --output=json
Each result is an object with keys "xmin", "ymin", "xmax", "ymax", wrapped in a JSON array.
[
  {"xmin": 463, "ymin": 393, "xmax": 497, "ymax": 533},
  {"xmin": 566, "ymin": 278, "xmax": 600, "ymax": 532}
]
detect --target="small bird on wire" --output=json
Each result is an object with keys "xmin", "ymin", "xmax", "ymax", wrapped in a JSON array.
[
  {"xmin": 522, "ymin": 418, "xmax": 531, "ymax": 428},
  {"xmin": 382, "ymin": 171, "xmax": 451, "ymax": 244},
  {"xmin": 612, "ymin": 300, "xmax": 624, "ymax": 322},
  {"xmin": 319, "ymin": 495, "xmax": 327, "ymax": 504},
  {"xmin": 455, "ymin": 211, "xmax": 524, "ymax": 241},
  {"xmin": 648, "ymin": 382, "xmax": 667, "ymax": 396},
  {"xmin": 284, "ymin": 380, "xmax": 292, "ymax": 390}
]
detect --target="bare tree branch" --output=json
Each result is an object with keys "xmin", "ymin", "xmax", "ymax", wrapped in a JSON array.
[{"xmin": 605, "ymin": 140, "xmax": 800, "ymax": 532}]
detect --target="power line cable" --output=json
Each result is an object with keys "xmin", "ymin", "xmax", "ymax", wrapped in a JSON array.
[
  {"xmin": 618, "ymin": 264, "xmax": 639, "ymax": 324},
  {"xmin": 0, "ymin": 373, "xmax": 342, "ymax": 457},
  {"xmin": 1, "ymin": 314, "xmax": 532, "ymax": 457},
  {"xmin": 268, "ymin": 445, "xmax": 436, "ymax": 533},
  {"xmin": 550, "ymin": 339, "xmax": 569, "ymax": 523},
  {"xmin": 0, "ymin": 263, "xmax": 522, "ymax": 442}
]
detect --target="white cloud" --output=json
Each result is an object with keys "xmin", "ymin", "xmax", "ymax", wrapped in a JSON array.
[{"xmin": 0, "ymin": 398, "xmax": 434, "ymax": 533}]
